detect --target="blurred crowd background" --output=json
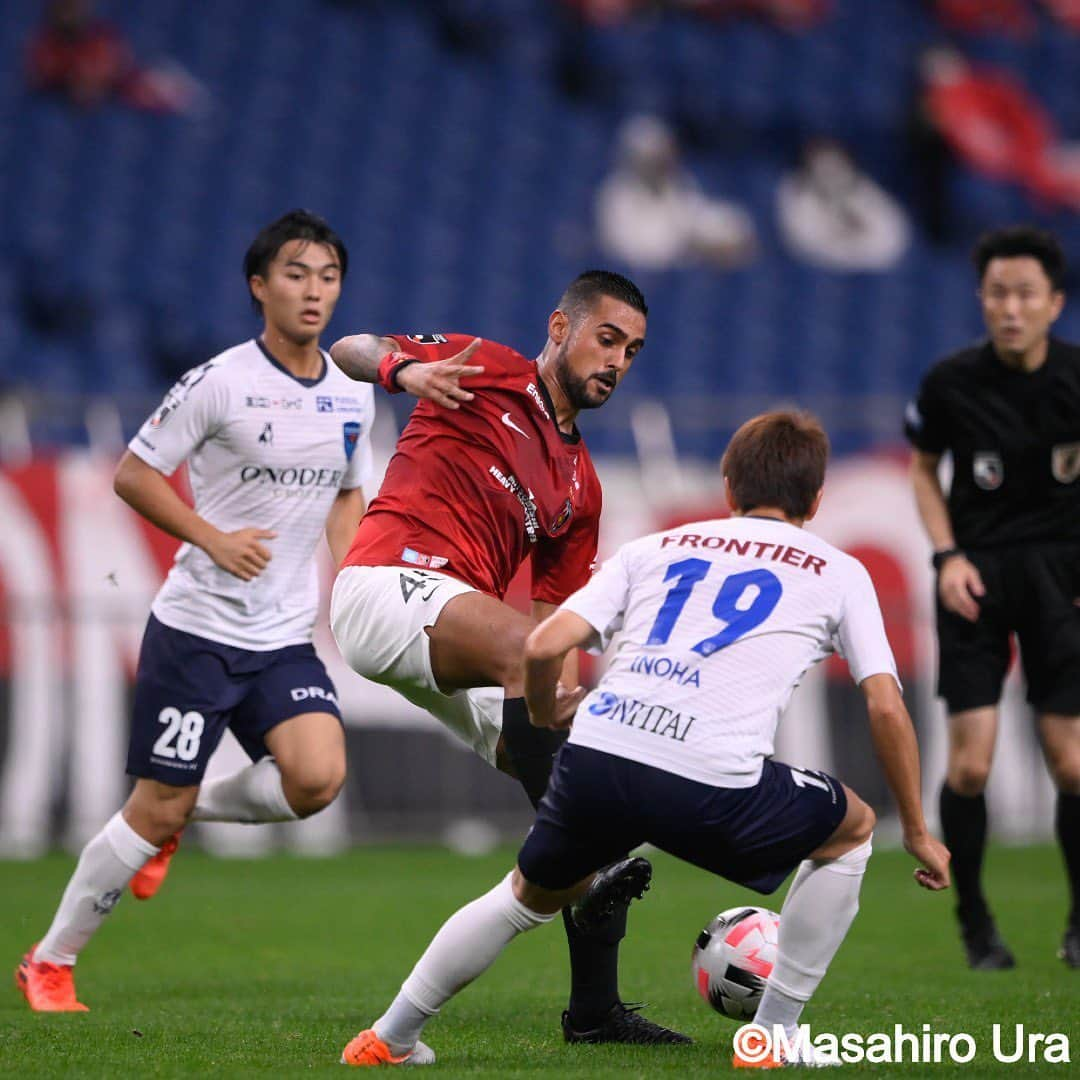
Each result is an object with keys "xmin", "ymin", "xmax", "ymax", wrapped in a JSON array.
[{"xmin": 0, "ymin": 0, "xmax": 1077, "ymax": 855}]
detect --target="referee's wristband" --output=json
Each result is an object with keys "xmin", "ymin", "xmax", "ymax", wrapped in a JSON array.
[
  {"xmin": 931, "ymin": 548, "xmax": 965, "ymax": 571},
  {"xmin": 377, "ymin": 351, "xmax": 421, "ymax": 394}
]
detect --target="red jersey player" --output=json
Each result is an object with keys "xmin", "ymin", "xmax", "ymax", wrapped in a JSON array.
[{"xmin": 328, "ymin": 271, "xmax": 687, "ymax": 1047}]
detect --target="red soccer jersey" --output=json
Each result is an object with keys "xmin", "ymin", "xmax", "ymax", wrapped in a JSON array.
[{"xmin": 342, "ymin": 334, "xmax": 602, "ymax": 604}]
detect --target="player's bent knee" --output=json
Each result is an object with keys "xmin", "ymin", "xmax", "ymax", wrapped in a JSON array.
[
  {"xmin": 511, "ymin": 866, "xmax": 580, "ymax": 917},
  {"xmin": 123, "ymin": 779, "xmax": 197, "ymax": 843},
  {"xmin": 1048, "ymin": 761, "xmax": 1080, "ymax": 795},
  {"xmin": 843, "ymin": 797, "xmax": 876, "ymax": 848},
  {"xmin": 812, "ymin": 789, "xmax": 874, "ymax": 859},
  {"xmin": 283, "ymin": 766, "xmax": 345, "ymax": 817},
  {"xmin": 948, "ymin": 763, "xmax": 991, "ymax": 796}
]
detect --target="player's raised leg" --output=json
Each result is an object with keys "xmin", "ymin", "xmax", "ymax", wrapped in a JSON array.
[
  {"xmin": 130, "ymin": 716, "xmax": 339, "ymax": 902},
  {"xmin": 188, "ymin": 711, "xmax": 344, "ymax": 826},
  {"xmin": 133, "ymin": 639, "xmax": 350, "ymax": 899},
  {"xmin": 17, "ymin": 779, "xmax": 195, "ymax": 1012}
]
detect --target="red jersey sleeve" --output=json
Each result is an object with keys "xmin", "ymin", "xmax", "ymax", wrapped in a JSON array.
[
  {"xmin": 387, "ymin": 333, "xmax": 476, "ymax": 362},
  {"xmin": 379, "ymin": 334, "xmax": 512, "ymax": 393},
  {"xmin": 530, "ymin": 510, "xmax": 600, "ymax": 606}
]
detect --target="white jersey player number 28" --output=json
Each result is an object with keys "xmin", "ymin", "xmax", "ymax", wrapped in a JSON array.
[{"xmin": 152, "ymin": 707, "xmax": 206, "ymax": 763}]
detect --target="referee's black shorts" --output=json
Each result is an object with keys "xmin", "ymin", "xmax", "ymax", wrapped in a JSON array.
[{"xmin": 936, "ymin": 542, "xmax": 1080, "ymax": 715}]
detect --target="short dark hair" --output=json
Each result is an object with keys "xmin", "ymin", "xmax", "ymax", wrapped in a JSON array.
[
  {"xmin": 722, "ymin": 410, "xmax": 830, "ymax": 520},
  {"xmin": 558, "ymin": 269, "xmax": 648, "ymax": 321},
  {"xmin": 973, "ymin": 225, "xmax": 1066, "ymax": 290},
  {"xmin": 243, "ymin": 209, "xmax": 349, "ymax": 315}
]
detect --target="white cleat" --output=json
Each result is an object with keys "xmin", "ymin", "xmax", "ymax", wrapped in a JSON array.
[{"xmin": 405, "ymin": 1041, "xmax": 436, "ymax": 1066}]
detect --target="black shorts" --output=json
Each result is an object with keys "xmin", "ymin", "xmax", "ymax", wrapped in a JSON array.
[
  {"xmin": 517, "ymin": 744, "xmax": 847, "ymax": 896},
  {"xmin": 936, "ymin": 543, "xmax": 1080, "ymax": 715},
  {"xmin": 127, "ymin": 615, "xmax": 342, "ymax": 785}
]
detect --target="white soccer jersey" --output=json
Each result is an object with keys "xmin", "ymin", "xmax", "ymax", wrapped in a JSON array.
[
  {"xmin": 129, "ymin": 339, "xmax": 375, "ymax": 650},
  {"xmin": 562, "ymin": 515, "xmax": 898, "ymax": 787}
]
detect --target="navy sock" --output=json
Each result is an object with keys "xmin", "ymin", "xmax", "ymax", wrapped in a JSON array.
[
  {"xmin": 1056, "ymin": 792, "xmax": 1080, "ymax": 928},
  {"xmin": 562, "ymin": 905, "xmax": 625, "ymax": 1028},
  {"xmin": 501, "ymin": 697, "xmax": 567, "ymax": 806},
  {"xmin": 939, "ymin": 783, "xmax": 990, "ymax": 925}
]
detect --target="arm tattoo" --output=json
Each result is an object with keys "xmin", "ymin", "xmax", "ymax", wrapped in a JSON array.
[{"xmin": 329, "ymin": 335, "xmax": 397, "ymax": 383}]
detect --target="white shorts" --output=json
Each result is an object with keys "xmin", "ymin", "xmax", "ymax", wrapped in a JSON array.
[{"xmin": 330, "ymin": 565, "xmax": 504, "ymax": 765}]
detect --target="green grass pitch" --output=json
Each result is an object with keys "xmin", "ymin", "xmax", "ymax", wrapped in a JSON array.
[{"xmin": 1, "ymin": 845, "xmax": 1076, "ymax": 1077}]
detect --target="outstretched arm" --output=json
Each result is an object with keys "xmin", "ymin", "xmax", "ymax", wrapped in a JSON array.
[
  {"xmin": 861, "ymin": 672, "xmax": 951, "ymax": 891},
  {"xmin": 330, "ymin": 335, "xmax": 485, "ymax": 409}
]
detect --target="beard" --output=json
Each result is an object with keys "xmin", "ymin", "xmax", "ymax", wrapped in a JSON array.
[{"xmin": 553, "ymin": 342, "xmax": 609, "ymax": 411}]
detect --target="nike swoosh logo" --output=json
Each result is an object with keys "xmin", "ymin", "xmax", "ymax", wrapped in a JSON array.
[{"xmin": 501, "ymin": 412, "xmax": 530, "ymax": 438}]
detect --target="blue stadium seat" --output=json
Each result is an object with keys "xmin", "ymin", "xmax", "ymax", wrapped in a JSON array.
[{"xmin": 2, "ymin": 0, "xmax": 1078, "ymax": 453}]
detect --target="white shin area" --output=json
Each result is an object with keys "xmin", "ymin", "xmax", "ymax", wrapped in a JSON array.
[
  {"xmin": 35, "ymin": 812, "xmax": 159, "ymax": 966},
  {"xmin": 757, "ymin": 834, "xmax": 873, "ymax": 1030},
  {"xmin": 374, "ymin": 872, "xmax": 555, "ymax": 1053}
]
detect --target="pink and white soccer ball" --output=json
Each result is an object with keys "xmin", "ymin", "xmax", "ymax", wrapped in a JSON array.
[{"xmin": 691, "ymin": 906, "xmax": 780, "ymax": 1021}]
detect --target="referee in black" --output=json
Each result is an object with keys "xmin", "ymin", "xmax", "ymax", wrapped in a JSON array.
[{"xmin": 905, "ymin": 226, "xmax": 1080, "ymax": 971}]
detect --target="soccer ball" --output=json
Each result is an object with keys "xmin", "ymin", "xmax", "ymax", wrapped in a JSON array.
[{"xmin": 691, "ymin": 906, "xmax": 780, "ymax": 1021}]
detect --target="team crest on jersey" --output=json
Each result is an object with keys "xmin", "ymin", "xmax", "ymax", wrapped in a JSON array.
[
  {"xmin": 343, "ymin": 421, "xmax": 361, "ymax": 462},
  {"xmin": 1051, "ymin": 442, "xmax": 1080, "ymax": 484},
  {"xmin": 973, "ymin": 451, "xmax": 1003, "ymax": 491},
  {"xmin": 406, "ymin": 334, "xmax": 448, "ymax": 345},
  {"xmin": 551, "ymin": 498, "xmax": 574, "ymax": 535}
]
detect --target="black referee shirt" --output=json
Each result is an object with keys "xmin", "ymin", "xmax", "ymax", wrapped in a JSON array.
[{"xmin": 904, "ymin": 337, "xmax": 1080, "ymax": 549}]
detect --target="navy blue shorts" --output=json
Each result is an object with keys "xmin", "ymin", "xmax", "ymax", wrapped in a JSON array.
[
  {"xmin": 517, "ymin": 744, "xmax": 848, "ymax": 895},
  {"xmin": 127, "ymin": 615, "xmax": 342, "ymax": 786}
]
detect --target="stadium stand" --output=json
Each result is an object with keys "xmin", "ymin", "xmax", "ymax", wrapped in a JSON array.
[{"xmin": 1, "ymin": 0, "xmax": 1080, "ymax": 460}]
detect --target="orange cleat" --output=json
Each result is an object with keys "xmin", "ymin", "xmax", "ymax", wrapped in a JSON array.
[
  {"xmin": 340, "ymin": 1029, "xmax": 435, "ymax": 1066},
  {"xmin": 15, "ymin": 946, "xmax": 89, "ymax": 1012},
  {"xmin": 733, "ymin": 1052, "xmax": 785, "ymax": 1069},
  {"xmin": 130, "ymin": 831, "xmax": 182, "ymax": 900}
]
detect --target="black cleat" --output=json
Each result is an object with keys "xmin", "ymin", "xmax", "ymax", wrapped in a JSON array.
[
  {"xmin": 1058, "ymin": 925, "xmax": 1080, "ymax": 969},
  {"xmin": 562, "ymin": 1001, "xmax": 693, "ymax": 1045},
  {"xmin": 961, "ymin": 916, "xmax": 1016, "ymax": 970},
  {"xmin": 570, "ymin": 857, "xmax": 652, "ymax": 935}
]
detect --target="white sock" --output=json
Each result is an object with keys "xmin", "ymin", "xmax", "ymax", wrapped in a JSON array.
[
  {"xmin": 190, "ymin": 758, "xmax": 297, "ymax": 823},
  {"xmin": 374, "ymin": 873, "xmax": 554, "ymax": 1053},
  {"xmin": 35, "ymin": 812, "xmax": 159, "ymax": 966},
  {"xmin": 757, "ymin": 835, "xmax": 872, "ymax": 1030}
]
